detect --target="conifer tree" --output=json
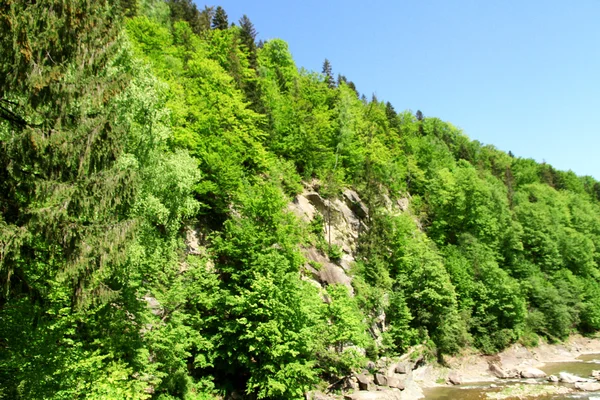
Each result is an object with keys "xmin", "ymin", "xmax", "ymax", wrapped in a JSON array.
[
  {"xmin": 212, "ymin": 5, "xmax": 229, "ymax": 30},
  {"xmin": 385, "ymin": 101, "xmax": 399, "ymax": 129},
  {"xmin": 168, "ymin": 0, "xmax": 213, "ymax": 34},
  {"xmin": 239, "ymin": 14, "xmax": 258, "ymax": 69},
  {"xmin": 322, "ymin": 58, "xmax": 335, "ymax": 88}
]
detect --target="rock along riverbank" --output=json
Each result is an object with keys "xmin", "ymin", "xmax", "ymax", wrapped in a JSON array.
[{"xmin": 306, "ymin": 334, "xmax": 600, "ymax": 400}]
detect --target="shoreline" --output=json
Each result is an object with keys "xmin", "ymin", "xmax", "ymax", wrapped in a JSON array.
[
  {"xmin": 310, "ymin": 335, "xmax": 600, "ymax": 399},
  {"xmin": 413, "ymin": 334, "xmax": 600, "ymax": 389}
]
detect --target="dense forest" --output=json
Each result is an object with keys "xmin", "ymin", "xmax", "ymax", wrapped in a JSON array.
[{"xmin": 1, "ymin": 1, "xmax": 600, "ymax": 399}]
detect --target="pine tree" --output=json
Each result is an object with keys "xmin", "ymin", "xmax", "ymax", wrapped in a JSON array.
[
  {"xmin": 239, "ymin": 14, "xmax": 258, "ymax": 69},
  {"xmin": 385, "ymin": 101, "xmax": 399, "ymax": 129},
  {"xmin": 322, "ymin": 58, "xmax": 335, "ymax": 88},
  {"xmin": 168, "ymin": 0, "xmax": 213, "ymax": 34},
  {"xmin": 212, "ymin": 6, "xmax": 229, "ymax": 30}
]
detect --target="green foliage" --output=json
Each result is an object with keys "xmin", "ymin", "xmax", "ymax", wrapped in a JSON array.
[{"xmin": 3, "ymin": 1, "xmax": 600, "ymax": 398}]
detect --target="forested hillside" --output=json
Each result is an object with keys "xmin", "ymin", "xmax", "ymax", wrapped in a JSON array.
[{"xmin": 1, "ymin": 1, "xmax": 600, "ymax": 399}]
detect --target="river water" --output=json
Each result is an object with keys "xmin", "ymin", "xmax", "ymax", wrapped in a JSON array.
[{"xmin": 423, "ymin": 354, "xmax": 600, "ymax": 400}]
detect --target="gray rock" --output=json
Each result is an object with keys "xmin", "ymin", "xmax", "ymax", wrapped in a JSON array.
[
  {"xmin": 507, "ymin": 369, "xmax": 520, "ymax": 378},
  {"xmin": 303, "ymin": 246, "xmax": 353, "ymax": 293},
  {"xmin": 395, "ymin": 362, "xmax": 411, "ymax": 374},
  {"xmin": 559, "ymin": 372, "xmax": 590, "ymax": 383},
  {"xmin": 387, "ymin": 376, "xmax": 405, "ymax": 390},
  {"xmin": 592, "ymin": 370, "xmax": 600, "ymax": 380},
  {"xmin": 143, "ymin": 296, "xmax": 163, "ymax": 317},
  {"xmin": 575, "ymin": 382, "xmax": 600, "ymax": 392},
  {"xmin": 547, "ymin": 375, "xmax": 559, "ymax": 382},
  {"xmin": 374, "ymin": 373, "xmax": 388, "ymax": 386},
  {"xmin": 343, "ymin": 189, "xmax": 369, "ymax": 219},
  {"xmin": 520, "ymin": 367, "xmax": 547, "ymax": 379},
  {"xmin": 355, "ymin": 373, "xmax": 373, "ymax": 391},
  {"xmin": 344, "ymin": 376, "xmax": 359, "ymax": 391},
  {"xmin": 447, "ymin": 371, "xmax": 462, "ymax": 385},
  {"xmin": 489, "ymin": 363, "xmax": 509, "ymax": 379},
  {"xmin": 366, "ymin": 361, "xmax": 377, "ymax": 371}
]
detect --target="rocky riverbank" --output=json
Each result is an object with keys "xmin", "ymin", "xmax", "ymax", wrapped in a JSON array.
[
  {"xmin": 417, "ymin": 334, "xmax": 600, "ymax": 387},
  {"xmin": 307, "ymin": 335, "xmax": 600, "ymax": 400}
]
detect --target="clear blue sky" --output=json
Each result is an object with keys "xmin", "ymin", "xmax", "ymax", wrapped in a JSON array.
[{"xmin": 208, "ymin": 0, "xmax": 600, "ymax": 179}]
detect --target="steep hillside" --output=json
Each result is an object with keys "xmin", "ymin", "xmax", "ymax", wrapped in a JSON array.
[{"xmin": 1, "ymin": 1, "xmax": 600, "ymax": 399}]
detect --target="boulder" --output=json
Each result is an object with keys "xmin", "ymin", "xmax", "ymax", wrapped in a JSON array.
[
  {"xmin": 387, "ymin": 376, "xmax": 405, "ymax": 390},
  {"xmin": 489, "ymin": 363, "xmax": 509, "ymax": 379},
  {"xmin": 559, "ymin": 372, "xmax": 590, "ymax": 383},
  {"xmin": 575, "ymin": 382, "xmax": 600, "ymax": 392},
  {"xmin": 344, "ymin": 376, "xmax": 360, "ymax": 391},
  {"xmin": 520, "ymin": 367, "xmax": 547, "ymax": 379},
  {"xmin": 374, "ymin": 373, "xmax": 388, "ymax": 386},
  {"xmin": 355, "ymin": 373, "xmax": 373, "ymax": 391},
  {"xmin": 447, "ymin": 371, "xmax": 462, "ymax": 385},
  {"xmin": 592, "ymin": 370, "xmax": 600, "ymax": 380},
  {"xmin": 547, "ymin": 375, "xmax": 559, "ymax": 383},
  {"xmin": 394, "ymin": 362, "xmax": 411, "ymax": 374}
]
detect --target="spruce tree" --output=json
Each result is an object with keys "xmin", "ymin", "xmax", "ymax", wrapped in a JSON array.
[
  {"xmin": 212, "ymin": 6, "xmax": 229, "ymax": 30},
  {"xmin": 239, "ymin": 14, "xmax": 258, "ymax": 69},
  {"xmin": 385, "ymin": 101, "xmax": 399, "ymax": 129},
  {"xmin": 0, "ymin": 0, "xmax": 135, "ymax": 307},
  {"xmin": 168, "ymin": 0, "xmax": 213, "ymax": 34},
  {"xmin": 322, "ymin": 58, "xmax": 335, "ymax": 88}
]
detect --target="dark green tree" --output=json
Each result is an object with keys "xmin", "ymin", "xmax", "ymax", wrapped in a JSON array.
[
  {"xmin": 239, "ymin": 14, "xmax": 258, "ymax": 69},
  {"xmin": 212, "ymin": 5, "xmax": 229, "ymax": 30},
  {"xmin": 322, "ymin": 58, "xmax": 335, "ymax": 88},
  {"xmin": 168, "ymin": 0, "xmax": 213, "ymax": 34}
]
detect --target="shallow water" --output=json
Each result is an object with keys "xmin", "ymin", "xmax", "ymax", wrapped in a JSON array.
[{"xmin": 423, "ymin": 353, "xmax": 600, "ymax": 400}]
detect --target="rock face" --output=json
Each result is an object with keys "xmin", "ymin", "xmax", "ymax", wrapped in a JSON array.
[
  {"xmin": 303, "ymin": 246, "xmax": 353, "ymax": 292},
  {"xmin": 343, "ymin": 189, "xmax": 369, "ymax": 219},
  {"xmin": 575, "ymin": 382, "xmax": 600, "ymax": 392},
  {"xmin": 520, "ymin": 367, "xmax": 547, "ymax": 379}
]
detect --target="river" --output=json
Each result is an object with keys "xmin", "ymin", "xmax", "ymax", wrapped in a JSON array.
[{"xmin": 423, "ymin": 354, "xmax": 600, "ymax": 400}]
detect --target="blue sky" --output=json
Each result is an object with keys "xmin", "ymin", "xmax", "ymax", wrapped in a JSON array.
[{"xmin": 209, "ymin": 0, "xmax": 600, "ymax": 179}]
